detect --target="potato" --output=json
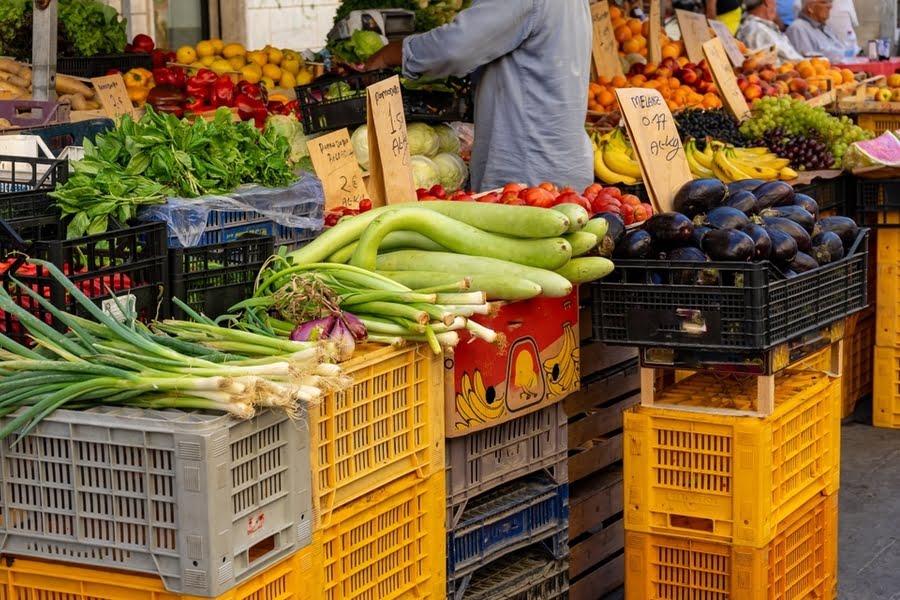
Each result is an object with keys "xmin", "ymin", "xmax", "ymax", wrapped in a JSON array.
[{"xmin": 56, "ymin": 74, "xmax": 93, "ymax": 99}]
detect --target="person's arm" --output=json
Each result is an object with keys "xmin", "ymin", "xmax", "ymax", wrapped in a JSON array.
[
  {"xmin": 705, "ymin": 0, "xmax": 717, "ymax": 20},
  {"xmin": 400, "ymin": 0, "xmax": 536, "ymax": 79}
]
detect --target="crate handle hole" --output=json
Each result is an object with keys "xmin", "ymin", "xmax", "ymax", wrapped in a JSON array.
[
  {"xmin": 670, "ymin": 514, "xmax": 714, "ymax": 533},
  {"xmin": 248, "ymin": 533, "xmax": 277, "ymax": 563}
]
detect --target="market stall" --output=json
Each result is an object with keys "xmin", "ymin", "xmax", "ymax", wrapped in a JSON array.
[{"xmin": 0, "ymin": 0, "xmax": 898, "ymax": 598}]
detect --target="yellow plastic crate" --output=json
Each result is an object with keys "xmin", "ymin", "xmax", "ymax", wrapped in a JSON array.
[
  {"xmin": 858, "ymin": 112, "xmax": 900, "ymax": 135},
  {"xmin": 322, "ymin": 472, "xmax": 446, "ymax": 600},
  {"xmin": 873, "ymin": 345, "xmax": 900, "ymax": 428},
  {"xmin": 0, "ymin": 536, "xmax": 322, "ymax": 600},
  {"xmin": 842, "ymin": 312, "xmax": 875, "ymax": 418},
  {"xmin": 625, "ymin": 491, "xmax": 837, "ymax": 600},
  {"xmin": 312, "ymin": 344, "xmax": 444, "ymax": 529},
  {"xmin": 875, "ymin": 230, "xmax": 900, "ymax": 348},
  {"xmin": 624, "ymin": 369, "xmax": 840, "ymax": 547}
]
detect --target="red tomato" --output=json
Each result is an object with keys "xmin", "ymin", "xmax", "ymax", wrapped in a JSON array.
[
  {"xmin": 620, "ymin": 204, "xmax": 635, "ymax": 225},
  {"xmin": 477, "ymin": 192, "xmax": 501, "ymax": 203},
  {"xmin": 632, "ymin": 205, "xmax": 648, "ymax": 223},
  {"xmin": 583, "ymin": 183, "xmax": 604, "ymax": 200},
  {"xmin": 521, "ymin": 187, "xmax": 556, "ymax": 208},
  {"xmin": 358, "ymin": 199, "xmax": 373, "ymax": 212},
  {"xmin": 605, "ymin": 186, "xmax": 623, "ymax": 200},
  {"xmin": 538, "ymin": 181, "xmax": 559, "ymax": 194},
  {"xmin": 640, "ymin": 203, "xmax": 655, "ymax": 217},
  {"xmin": 555, "ymin": 191, "xmax": 592, "ymax": 212},
  {"xmin": 621, "ymin": 194, "xmax": 641, "ymax": 207},
  {"xmin": 502, "ymin": 182, "xmax": 526, "ymax": 194}
]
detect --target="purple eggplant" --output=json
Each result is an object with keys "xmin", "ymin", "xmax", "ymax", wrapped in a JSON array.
[
  {"xmin": 724, "ymin": 190, "xmax": 758, "ymax": 215},
  {"xmin": 691, "ymin": 225, "xmax": 712, "ymax": 248},
  {"xmin": 614, "ymin": 229, "xmax": 653, "ymax": 259},
  {"xmin": 644, "ymin": 212, "xmax": 695, "ymax": 246},
  {"xmin": 753, "ymin": 181, "xmax": 795, "ymax": 210},
  {"xmin": 766, "ymin": 228, "xmax": 799, "ymax": 263},
  {"xmin": 811, "ymin": 231, "xmax": 845, "ymax": 265},
  {"xmin": 761, "ymin": 216, "xmax": 811, "ymax": 252},
  {"xmin": 696, "ymin": 206, "xmax": 750, "ymax": 231},
  {"xmin": 740, "ymin": 223, "xmax": 772, "ymax": 261},
  {"xmin": 787, "ymin": 251, "xmax": 819, "ymax": 273},
  {"xmin": 701, "ymin": 229, "xmax": 755, "ymax": 261},
  {"xmin": 727, "ymin": 179, "xmax": 765, "ymax": 196},
  {"xmin": 759, "ymin": 205, "xmax": 816, "ymax": 234},
  {"xmin": 673, "ymin": 178, "xmax": 728, "ymax": 217},
  {"xmin": 813, "ymin": 216, "xmax": 859, "ymax": 250},
  {"xmin": 792, "ymin": 193, "xmax": 819, "ymax": 218}
]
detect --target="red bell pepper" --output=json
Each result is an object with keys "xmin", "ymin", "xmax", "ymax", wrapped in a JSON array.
[
  {"xmin": 170, "ymin": 67, "xmax": 186, "ymax": 88},
  {"xmin": 235, "ymin": 94, "xmax": 262, "ymax": 122},
  {"xmin": 193, "ymin": 69, "xmax": 218, "ymax": 86},
  {"xmin": 237, "ymin": 81, "xmax": 264, "ymax": 102},
  {"xmin": 267, "ymin": 100, "xmax": 286, "ymax": 115},
  {"xmin": 151, "ymin": 48, "xmax": 171, "ymax": 69},
  {"xmin": 253, "ymin": 103, "xmax": 268, "ymax": 128},
  {"xmin": 212, "ymin": 75, "xmax": 236, "ymax": 108},
  {"xmin": 131, "ymin": 34, "xmax": 155, "ymax": 54},
  {"xmin": 153, "ymin": 67, "xmax": 177, "ymax": 86},
  {"xmin": 185, "ymin": 97, "xmax": 212, "ymax": 115}
]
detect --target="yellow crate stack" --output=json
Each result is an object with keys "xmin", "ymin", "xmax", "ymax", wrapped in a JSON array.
[
  {"xmin": 623, "ymin": 348, "xmax": 842, "ymax": 599},
  {"xmin": 873, "ymin": 230, "xmax": 900, "ymax": 428}
]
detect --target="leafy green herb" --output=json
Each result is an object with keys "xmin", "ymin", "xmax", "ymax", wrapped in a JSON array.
[{"xmin": 50, "ymin": 107, "xmax": 297, "ymax": 239}]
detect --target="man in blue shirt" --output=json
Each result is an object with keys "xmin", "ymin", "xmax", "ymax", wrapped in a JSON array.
[
  {"xmin": 786, "ymin": 0, "xmax": 848, "ymax": 61},
  {"xmin": 365, "ymin": 0, "xmax": 593, "ymax": 192}
]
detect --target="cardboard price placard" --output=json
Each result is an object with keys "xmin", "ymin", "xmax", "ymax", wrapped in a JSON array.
[
  {"xmin": 648, "ymin": 0, "xmax": 662, "ymax": 65},
  {"xmin": 306, "ymin": 128, "xmax": 368, "ymax": 210},
  {"xmin": 365, "ymin": 75, "xmax": 416, "ymax": 206},
  {"xmin": 702, "ymin": 37, "xmax": 750, "ymax": 121},
  {"xmin": 708, "ymin": 19, "xmax": 745, "ymax": 68},
  {"xmin": 90, "ymin": 74, "xmax": 135, "ymax": 119},
  {"xmin": 675, "ymin": 9, "xmax": 713, "ymax": 65},
  {"xmin": 614, "ymin": 88, "xmax": 692, "ymax": 213},
  {"xmin": 591, "ymin": 2, "xmax": 624, "ymax": 80}
]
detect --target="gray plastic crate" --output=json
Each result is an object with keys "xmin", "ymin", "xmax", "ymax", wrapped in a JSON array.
[
  {"xmin": 446, "ymin": 402, "xmax": 567, "ymax": 529},
  {"xmin": 461, "ymin": 548, "xmax": 569, "ymax": 600},
  {"xmin": 0, "ymin": 406, "xmax": 312, "ymax": 597}
]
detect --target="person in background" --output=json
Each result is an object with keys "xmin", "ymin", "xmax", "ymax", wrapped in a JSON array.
[
  {"xmin": 826, "ymin": 0, "xmax": 860, "ymax": 57},
  {"xmin": 776, "ymin": 0, "xmax": 797, "ymax": 28},
  {"xmin": 364, "ymin": 0, "xmax": 593, "ymax": 192},
  {"xmin": 707, "ymin": 0, "xmax": 743, "ymax": 35},
  {"xmin": 737, "ymin": 0, "xmax": 805, "ymax": 61},
  {"xmin": 786, "ymin": 0, "xmax": 849, "ymax": 61}
]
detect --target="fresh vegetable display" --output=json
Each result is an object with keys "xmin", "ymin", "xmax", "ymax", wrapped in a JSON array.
[
  {"xmin": 233, "ymin": 202, "xmax": 614, "ymax": 352},
  {"xmin": 0, "ymin": 0, "xmax": 126, "ymax": 59},
  {"xmin": 49, "ymin": 107, "xmax": 296, "ymax": 238},
  {"xmin": 684, "ymin": 139, "xmax": 798, "ymax": 183},
  {"xmin": 0, "ymin": 259, "xmax": 350, "ymax": 442},
  {"xmin": 0, "ymin": 57, "xmax": 101, "ymax": 108},
  {"xmin": 606, "ymin": 177, "xmax": 862, "ymax": 278}
]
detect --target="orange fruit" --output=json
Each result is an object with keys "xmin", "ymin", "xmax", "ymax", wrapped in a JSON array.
[
  {"xmin": 662, "ymin": 43, "xmax": 680, "ymax": 59},
  {"xmin": 598, "ymin": 75, "xmax": 612, "ymax": 85},
  {"xmin": 612, "ymin": 75, "xmax": 627, "ymax": 87},
  {"xmin": 609, "ymin": 5, "xmax": 623, "ymax": 21},
  {"xmin": 666, "ymin": 99, "xmax": 679, "ymax": 111},
  {"xmin": 634, "ymin": 35, "xmax": 647, "ymax": 50},
  {"xmin": 630, "ymin": 74, "xmax": 647, "ymax": 85},
  {"xmin": 628, "ymin": 19, "xmax": 643, "ymax": 35},
  {"xmin": 841, "ymin": 69, "xmax": 855, "ymax": 84},
  {"xmin": 598, "ymin": 89, "xmax": 615, "ymax": 107},
  {"xmin": 623, "ymin": 38, "xmax": 641, "ymax": 54},
  {"xmin": 829, "ymin": 70, "xmax": 843, "ymax": 86},
  {"xmin": 677, "ymin": 56, "xmax": 689, "ymax": 67},
  {"xmin": 642, "ymin": 20, "xmax": 651, "ymax": 37},
  {"xmin": 639, "ymin": 47, "xmax": 648, "ymax": 57},
  {"xmin": 614, "ymin": 25, "xmax": 633, "ymax": 43}
]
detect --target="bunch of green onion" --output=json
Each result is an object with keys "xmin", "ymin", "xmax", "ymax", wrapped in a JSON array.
[
  {"xmin": 232, "ymin": 260, "xmax": 503, "ymax": 355},
  {"xmin": 0, "ymin": 259, "xmax": 348, "ymax": 443}
]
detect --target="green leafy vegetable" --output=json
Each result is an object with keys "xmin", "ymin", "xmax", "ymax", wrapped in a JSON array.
[{"xmin": 51, "ymin": 107, "xmax": 297, "ymax": 238}]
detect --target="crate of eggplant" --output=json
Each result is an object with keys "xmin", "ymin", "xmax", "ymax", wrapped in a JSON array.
[{"xmin": 592, "ymin": 178, "xmax": 869, "ymax": 352}]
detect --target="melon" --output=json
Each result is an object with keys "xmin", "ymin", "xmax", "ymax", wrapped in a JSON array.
[{"xmin": 844, "ymin": 131, "xmax": 900, "ymax": 169}]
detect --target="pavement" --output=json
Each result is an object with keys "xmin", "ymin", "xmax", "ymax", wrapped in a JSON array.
[{"xmin": 601, "ymin": 397, "xmax": 900, "ymax": 600}]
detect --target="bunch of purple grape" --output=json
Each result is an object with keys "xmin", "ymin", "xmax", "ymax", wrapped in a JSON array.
[{"xmin": 760, "ymin": 127, "xmax": 835, "ymax": 171}]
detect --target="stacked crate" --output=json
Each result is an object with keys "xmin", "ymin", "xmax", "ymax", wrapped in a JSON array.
[
  {"xmin": 442, "ymin": 295, "xmax": 579, "ymax": 599},
  {"xmin": 561, "ymin": 285, "xmax": 640, "ymax": 600},
  {"xmin": 873, "ymin": 228, "xmax": 900, "ymax": 427}
]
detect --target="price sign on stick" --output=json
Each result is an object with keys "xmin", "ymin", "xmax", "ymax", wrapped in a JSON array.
[
  {"xmin": 306, "ymin": 128, "xmax": 368, "ymax": 210},
  {"xmin": 708, "ymin": 19, "xmax": 745, "ymax": 68},
  {"xmin": 366, "ymin": 75, "xmax": 416, "ymax": 206},
  {"xmin": 591, "ymin": 2, "xmax": 624, "ymax": 80},
  {"xmin": 615, "ymin": 88, "xmax": 693, "ymax": 214},
  {"xmin": 702, "ymin": 38, "xmax": 751, "ymax": 121},
  {"xmin": 90, "ymin": 74, "xmax": 135, "ymax": 119},
  {"xmin": 648, "ymin": 0, "xmax": 662, "ymax": 65},
  {"xmin": 675, "ymin": 9, "xmax": 713, "ymax": 65}
]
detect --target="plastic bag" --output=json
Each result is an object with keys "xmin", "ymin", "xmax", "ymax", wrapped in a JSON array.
[{"xmin": 139, "ymin": 173, "xmax": 325, "ymax": 247}]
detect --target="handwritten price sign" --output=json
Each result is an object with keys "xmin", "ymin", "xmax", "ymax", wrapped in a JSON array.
[
  {"xmin": 615, "ymin": 88, "xmax": 693, "ymax": 213},
  {"xmin": 675, "ymin": 9, "xmax": 713, "ymax": 65},
  {"xmin": 90, "ymin": 74, "xmax": 135, "ymax": 119},
  {"xmin": 703, "ymin": 37, "xmax": 750, "ymax": 121},
  {"xmin": 306, "ymin": 128, "xmax": 368, "ymax": 210},
  {"xmin": 366, "ymin": 75, "xmax": 415, "ymax": 206},
  {"xmin": 708, "ymin": 19, "xmax": 746, "ymax": 68},
  {"xmin": 591, "ymin": 1, "xmax": 624, "ymax": 80}
]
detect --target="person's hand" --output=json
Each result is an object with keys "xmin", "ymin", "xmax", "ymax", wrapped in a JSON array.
[{"xmin": 364, "ymin": 41, "xmax": 403, "ymax": 71}]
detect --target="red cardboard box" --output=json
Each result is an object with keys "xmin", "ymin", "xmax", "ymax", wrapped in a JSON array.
[{"xmin": 445, "ymin": 290, "xmax": 580, "ymax": 437}]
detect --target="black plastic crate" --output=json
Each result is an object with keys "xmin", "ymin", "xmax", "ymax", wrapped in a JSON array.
[
  {"xmin": 591, "ymin": 229, "xmax": 869, "ymax": 351},
  {"xmin": 795, "ymin": 175, "xmax": 848, "ymax": 215},
  {"xmin": 854, "ymin": 177, "xmax": 900, "ymax": 228},
  {"xmin": 295, "ymin": 69, "xmax": 473, "ymax": 134},
  {"xmin": 169, "ymin": 234, "xmax": 275, "ymax": 320},
  {"xmin": 0, "ymin": 220, "xmax": 168, "ymax": 344},
  {"xmin": 0, "ymin": 154, "xmax": 68, "ymax": 224},
  {"xmin": 57, "ymin": 53, "xmax": 153, "ymax": 78},
  {"xmin": 16, "ymin": 118, "xmax": 115, "ymax": 156},
  {"xmin": 450, "ymin": 546, "xmax": 568, "ymax": 600}
]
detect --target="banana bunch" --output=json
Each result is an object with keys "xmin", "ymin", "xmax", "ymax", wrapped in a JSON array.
[
  {"xmin": 591, "ymin": 129, "xmax": 644, "ymax": 185},
  {"xmin": 685, "ymin": 138, "xmax": 799, "ymax": 183}
]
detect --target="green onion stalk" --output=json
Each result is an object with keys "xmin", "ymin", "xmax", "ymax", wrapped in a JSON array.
[
  {"xmin": 0, "ymin": 259, "xmax": 350, "ymax": 443},
  {"xmin": 234, "ymin": 258, "xmax": 502, "ymax": 354}
]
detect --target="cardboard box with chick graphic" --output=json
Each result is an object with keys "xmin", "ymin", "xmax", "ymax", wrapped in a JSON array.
[{"xmin": 445, "ymin": 290, "xmax": 580, "ymax": 437}]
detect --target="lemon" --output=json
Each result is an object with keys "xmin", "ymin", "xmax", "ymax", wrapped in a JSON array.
[
  {"xmin": 222, "ymin": 43, "xmax": 246, "ymax": 59},
  {"xmin": 227, "ymin": 55, "xmax": 246, "ymax": 70},
  {"xmin": 210, "ymin": 59, "xmax": 234, "ymax": 74},
  {"xmin": 210, "ymin": 38, "xmax": 225, "ymax": 54},
  {"xmin": 262, "ymin": 63, "xmax": 282, "ymax": 80},
  {"xmin": 278, "ymin": 71, "xmax": 296, "ymax": 88},
  {"xmin": 200, "ymin": 55, "xmax": 217, "ymax": 67},
  {"xmin": 281, "ymin": 58, "xmax": 300, "ymax": 75},
  {"xmin": 247, "ymin": 50, "xmax": 268, "ymax": 68},
  {"xmin": 196, "ymin": 40, "xmax": 215, "ymax": 58},
  {"xmin": 266, "ymin": 48, "xmax": 284, "ymax": 65},
  {"xmin": 175, "ymin": 45, "xmax": 197, "ymax": 64},
  {"xmin": 260, "ymin": 76, "xmax": 276, "ymax": 90},
  {"xmin": 295, "ymin": 68, "xmax": 313, "ymax": 86},
  {"xmin": 241, "ymin": 64, "xmax": 262, "ymax": 84}
]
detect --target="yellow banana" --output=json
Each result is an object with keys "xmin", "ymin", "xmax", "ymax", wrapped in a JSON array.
[
  {"xmin": 779, "ymin": 166, "xmax": 799, "ymax": 180},
  {"xmin": 693, "ymin": 142, "xmax": 715, "ymax": 169},
  {"xmin": 733, "ymin": 146, "xmax": 769, "ymax": 155},
  {"xmin": 594, "ymin": 144, "xmax": 639, "ymax": 185},
  {"xmin": 713, "ymin": 148, "xmax": 752, "ymax": 182},
  {"xmin": 710, "ymin": 158, "xmax": 732, "ymax": 182},
  {"xmin": 685, "ymin": 139, "xmax": 715, "ymax": 178},
  {"xmin": 603, "ymin": 143, "xmax": 643, "ymax": 179},
  {"xmin": 609, "ymin": 128, "xmax": 634, "ymax": 158},
  {"xmin": 726, "ymin": 150, "xmax": 779, "ymax": 181}
]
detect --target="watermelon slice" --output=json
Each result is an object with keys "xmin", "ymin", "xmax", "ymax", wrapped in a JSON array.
[{"xmin": 844, "ymin": 131, "xmax": 900, "ymax": 169}]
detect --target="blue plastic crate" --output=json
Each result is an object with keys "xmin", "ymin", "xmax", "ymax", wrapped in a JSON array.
[
  {"xmin": 448, "ymin": 475, "xmax": 569, "ymax": 578},
  {"xmin": 274, "ymin": 223, "xmax": 320, "ymax": 252}
]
